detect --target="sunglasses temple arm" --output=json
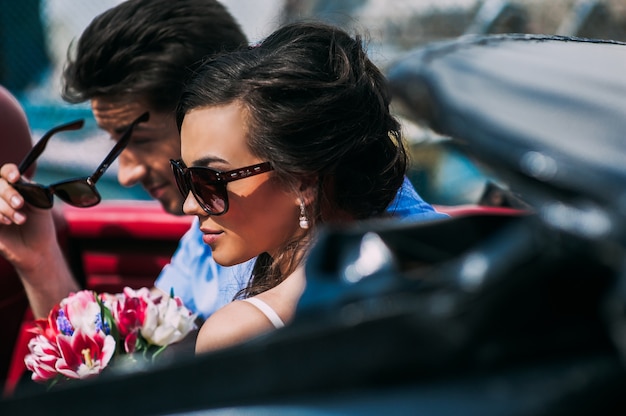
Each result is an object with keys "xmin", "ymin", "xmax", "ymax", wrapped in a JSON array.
[
  {"xmin": 88, "ymin": 112, "xmax": 149, "ymax": 184},
  {"xmin": 18, "ymin": 119, "xmax": 85, "ymax": 174}
]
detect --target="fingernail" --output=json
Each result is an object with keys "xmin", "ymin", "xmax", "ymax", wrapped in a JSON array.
[
  {"xmin": 13, "ymin": 212, "xmax": 25, "ymax": 224},
  {"xmin": 7, "ymin": 172, "xmax": 19, "ymax": 182},
  {"xmin": 10, "ymin": 195, "xmax": 21, "ymax": 208}
]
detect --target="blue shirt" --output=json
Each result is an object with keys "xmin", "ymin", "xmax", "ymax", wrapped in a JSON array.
[{"xmin": 155, "ymin": 177, "xmax": 447, "ymax": 318}]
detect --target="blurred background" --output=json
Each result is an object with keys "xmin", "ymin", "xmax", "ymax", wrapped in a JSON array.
[{"xmin": 2, "ymin": 0, "xmax": 625, "ymax": 205}]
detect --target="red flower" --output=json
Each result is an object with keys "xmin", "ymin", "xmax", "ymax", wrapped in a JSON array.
[
  {"xmin": 114, "ymin": 289, "xmax": 150, "ymax": 353},
  {"xmin": 24, "ymin": 335, "xmax": 62, "ymax": 383},
  {"xmin": 28, "ymin": 304, "xmax": 63, "ymax": 342},
  {"xmin": 55, "ymin": 329, "xmax": 115, "ymax": 379}
]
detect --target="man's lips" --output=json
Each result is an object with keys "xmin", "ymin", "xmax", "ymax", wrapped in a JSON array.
[{"xmin": 147, "ymin": 184, "xmax": 167, "ymax": 199}]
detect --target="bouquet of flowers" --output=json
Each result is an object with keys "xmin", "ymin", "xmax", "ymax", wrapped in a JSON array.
[{"xmin": 24, "ymin": 287, "xmax": 197, "ymax": 387}]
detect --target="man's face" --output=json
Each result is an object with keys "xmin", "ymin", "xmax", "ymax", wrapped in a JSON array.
[{"xmin": 91, "ymin": 97, "xmax": 184, "ymax": 215}]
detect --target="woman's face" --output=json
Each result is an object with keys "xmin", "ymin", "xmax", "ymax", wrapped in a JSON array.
[{"xmin": 180, "ymin": 102, "xmax": 303, "ymax": 266}]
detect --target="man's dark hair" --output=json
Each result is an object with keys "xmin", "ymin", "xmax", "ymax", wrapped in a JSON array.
[{"xmin": 62, "ymin": 0, "xmax": 247, "ymax": 112}]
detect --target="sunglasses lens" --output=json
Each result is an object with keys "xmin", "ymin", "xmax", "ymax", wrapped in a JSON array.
[
  {"xmin": 52, "ymin": 181, "xmax": 101, "ymax": 207},
  {"xmin": 13, "ymin": 182, "xmax": 53, "ymax": 209},
  {"xmin": 189, "ymin": 172, "xmax": 227, "ymax": 215},
  {"xmin": 170, "ymin": 160, "xmax": 229, "ymax": 215}
]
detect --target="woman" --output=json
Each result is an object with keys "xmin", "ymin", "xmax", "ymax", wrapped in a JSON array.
[{"xmin": 174, "ymin": 21, "xmax": 430, "ymax": 353}]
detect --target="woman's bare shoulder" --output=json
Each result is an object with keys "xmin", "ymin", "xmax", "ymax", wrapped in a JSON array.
[
  {"xmin": 195, "ymin": 299, "xmax": 275, "ymax": 354},
  {"xmin": 195, "ymin": 266, "xmax": 307, "ymax": 354}
]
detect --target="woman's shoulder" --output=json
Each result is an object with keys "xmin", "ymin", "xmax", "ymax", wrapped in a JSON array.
[
  {"xmin": 195, "ymin": 298, "xmax": 276, "ymax": 353},
  {"xmin": 195, "ymin": 266, "xmax": 307, "ymax": 354}
]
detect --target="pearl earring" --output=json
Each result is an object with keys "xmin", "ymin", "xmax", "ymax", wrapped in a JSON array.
[{"xmin": 299, "ymin": 201, "xmax": 309, "ymax": 229}]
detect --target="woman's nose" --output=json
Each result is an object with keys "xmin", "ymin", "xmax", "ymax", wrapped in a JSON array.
[{"xmin": 183, "ymin": 191, "xmax": 205, "ymax": 216}]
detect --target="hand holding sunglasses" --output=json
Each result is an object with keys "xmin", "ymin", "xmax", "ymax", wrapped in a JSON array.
[{"xmin": 13, "ymin": 112, "xmax": 149, "ymax": 209}]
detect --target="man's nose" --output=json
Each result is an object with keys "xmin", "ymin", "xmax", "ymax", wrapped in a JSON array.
[{"xmin": 117, "ymin": 151, "xmax": 147, "ymax": 187}]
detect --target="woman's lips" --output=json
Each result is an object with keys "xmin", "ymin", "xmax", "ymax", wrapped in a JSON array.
[{"xmin": 201, "ymin": 230, "xmax": 223, "ymax": 245}]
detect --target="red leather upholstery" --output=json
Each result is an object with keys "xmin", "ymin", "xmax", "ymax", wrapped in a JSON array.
[{"xmin": 61, "ymin": 201, "xmax": 192, "ymax": 293}]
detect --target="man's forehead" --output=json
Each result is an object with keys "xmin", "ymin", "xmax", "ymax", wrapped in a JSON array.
[
  {"xmin": 90, "ymin": 97, "xmax": 170, "ymax": 133},
  {"xmin": 91, "ymin": 98, "xmax": 145, "ymax": 122}
]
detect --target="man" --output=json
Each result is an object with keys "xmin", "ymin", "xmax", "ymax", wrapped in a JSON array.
[
  {"xmin": 0, "ymin": 0, "xmax": 247, "ymax": 320},
  {"xmin": 0, "ymin": 0, "xmax": 445, "ymax": 322}
]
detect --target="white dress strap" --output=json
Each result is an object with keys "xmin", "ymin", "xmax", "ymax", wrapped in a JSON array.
[{"xmin": 242, "ymin": 297, "xmax": 285, "ymax": 329}]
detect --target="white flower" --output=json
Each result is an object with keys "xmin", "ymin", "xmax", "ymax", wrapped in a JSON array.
[{"xmin": 141, "ymin": 296, "xmax": 197, "ymax": 346}]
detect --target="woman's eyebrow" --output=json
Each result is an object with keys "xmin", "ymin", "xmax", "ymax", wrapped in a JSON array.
[{"xmin": 191, "ymin": 155, "xmax": 229, "ymax": 167}]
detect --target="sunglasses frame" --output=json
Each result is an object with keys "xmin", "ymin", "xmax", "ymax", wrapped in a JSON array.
[
  {"xmin": 14, "ymin": 112, "xmax": 150, "ymax": 209},
  {"xmin": 170, "ymin": 158, "xmax": 273, "ymax": 215}
]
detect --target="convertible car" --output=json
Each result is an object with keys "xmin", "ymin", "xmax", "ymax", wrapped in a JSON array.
[{"xmin": 1, "ymin": 33, "xmax": 625, "ymax": 415}]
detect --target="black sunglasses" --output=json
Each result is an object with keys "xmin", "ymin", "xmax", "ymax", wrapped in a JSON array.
[
  {"xmin": 14, "ymin": 112, "xmax": 149, "ymax": 209},
  {"xmin": 170, "ymin": 158, "xmax": 273, "ymax": 215}
]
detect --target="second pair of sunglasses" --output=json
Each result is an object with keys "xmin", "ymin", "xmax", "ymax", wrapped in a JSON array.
[{"xmin": 13, "ymin": 112, "xmax": 149, "ymax": 209}]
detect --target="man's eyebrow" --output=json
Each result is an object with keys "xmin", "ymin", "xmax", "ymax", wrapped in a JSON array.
[{"xmin": 113, "ymin": 123, "xmax": 148, "ymax": 135}]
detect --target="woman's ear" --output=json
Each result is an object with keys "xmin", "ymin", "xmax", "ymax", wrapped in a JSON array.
[{"xmin": 297, "ymin": 177, "xmax": 316, "ymax": 206}]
